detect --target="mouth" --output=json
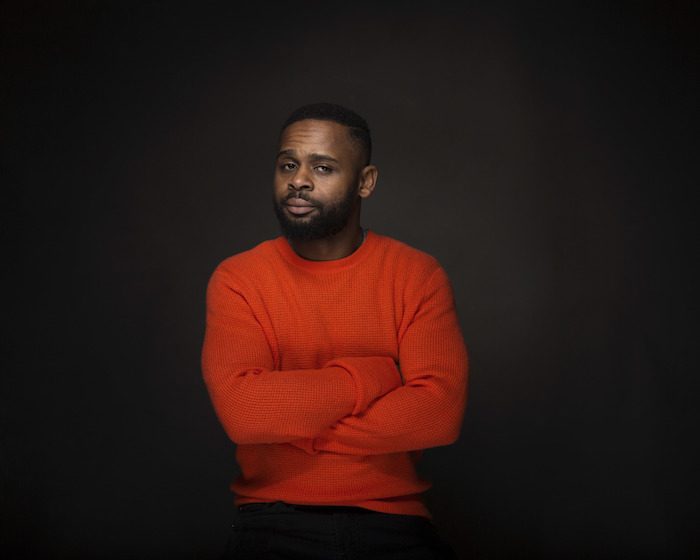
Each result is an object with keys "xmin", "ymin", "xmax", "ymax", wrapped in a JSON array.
[
  {"xmin": 284, "ymin": 198, "xmax": 317, "ymax": 216},
  {"xmin": 284, "ymin": 205, "xmax": 316, "ymax": 217}
]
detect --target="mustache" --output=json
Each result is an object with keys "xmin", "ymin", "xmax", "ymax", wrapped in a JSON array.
[{"xmin": 284, "ymin": 192, "xmax": 318, "ymax": 206}]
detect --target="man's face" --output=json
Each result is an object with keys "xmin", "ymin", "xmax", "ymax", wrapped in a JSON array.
[{"xmin": 273, "ymin": 119, "xmax": 366, "ymax": 241}]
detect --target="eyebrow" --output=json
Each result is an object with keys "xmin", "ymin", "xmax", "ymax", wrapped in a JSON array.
[{"xmin": 276, "ymin": 150, "xmax": 340, "ymax": 163}]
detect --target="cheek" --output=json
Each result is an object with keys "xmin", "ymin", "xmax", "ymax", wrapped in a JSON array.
[{"xmin": 323, "ymin": 175, "xmax": 353, "ymax": 196}]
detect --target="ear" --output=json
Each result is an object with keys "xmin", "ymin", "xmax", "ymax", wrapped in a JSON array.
[{"xmin": 357, "ymin": 165, "xmax": 378, "ymax": 199}]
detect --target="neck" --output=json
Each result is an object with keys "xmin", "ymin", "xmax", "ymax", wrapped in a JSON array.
[{"xmin": 288, "ymin": 221, "xmax": 365, "ymax": 261}]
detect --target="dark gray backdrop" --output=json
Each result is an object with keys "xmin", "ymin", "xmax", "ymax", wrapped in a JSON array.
[{"xmin": 2, "ymin": 1, "xmax": 697, "ymax": 559}]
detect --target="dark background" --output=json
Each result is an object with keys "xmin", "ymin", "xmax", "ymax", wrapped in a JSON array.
[{"xmin": 2, "ymin": 1, "xmax": 697, "ymax": 558}]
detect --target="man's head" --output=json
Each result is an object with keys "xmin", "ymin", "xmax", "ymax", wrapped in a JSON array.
[
  {"xmin": 273, "ymin": 103, "xmax": 377, "ymax": 242},
  {"xmin": 280, "ymin": 102, "xmax": 372, "ymax": 166}
]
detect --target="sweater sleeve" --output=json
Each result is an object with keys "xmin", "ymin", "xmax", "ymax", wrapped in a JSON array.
[
  {"xmin": 300, "ymin": 266, "xmax": 468, "ymax": 455},
  {"xmin": 201, "ymin": 268, "xmax": 402, "ymax": 445}
]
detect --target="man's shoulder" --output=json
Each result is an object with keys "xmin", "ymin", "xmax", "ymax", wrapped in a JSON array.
[
  {"xmin": 372, "ymin": 232, "xmax": 442, "ymax": 275},
  {"xmin": 372, "ymin": 233, "xmax": 456, "ymax": 301}
]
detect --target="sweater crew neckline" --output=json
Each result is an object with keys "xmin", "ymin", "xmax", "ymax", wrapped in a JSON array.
[{"xmin": 274, "ymin": 230, "xmax": 378, "ymax": 272}]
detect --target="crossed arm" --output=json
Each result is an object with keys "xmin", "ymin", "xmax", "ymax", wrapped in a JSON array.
[{"xmin": 201, "ymin": 267, "xmax": 468, "ymax": 454}]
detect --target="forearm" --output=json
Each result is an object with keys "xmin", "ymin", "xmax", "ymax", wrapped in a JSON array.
[
  {"xmin": 203, "ymin": 339, "xmax": 402, "ymax": 445},
  {"xmin": 306, "ymin": 365, "xmax": 467, "ymax": 455},
  {"xmin": 204, "ymin": 363, "xmax": 352, "ymax": 444}
]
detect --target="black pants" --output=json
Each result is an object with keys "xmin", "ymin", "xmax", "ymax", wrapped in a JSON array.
[{"xmin": 222, "ymin": 501, "xmax": 458, "ymax": 559}]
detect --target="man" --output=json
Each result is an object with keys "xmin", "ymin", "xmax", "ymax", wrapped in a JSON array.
[{"xmin": 201, "ymin": 103, "xmax": 468, "ymax": 559}]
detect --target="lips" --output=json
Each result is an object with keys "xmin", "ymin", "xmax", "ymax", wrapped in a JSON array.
[
  {"xmin": 284, "ymin": 198, "xmax": 317, "ymax": 216},
  {"xmin": 285, "ymin": 198, "xmax": 315, "ymax": 207}
]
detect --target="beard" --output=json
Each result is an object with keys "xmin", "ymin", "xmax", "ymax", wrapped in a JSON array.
[{"xmin": 273, "ymin": 188, "xmax": 359, "ymax": 241}]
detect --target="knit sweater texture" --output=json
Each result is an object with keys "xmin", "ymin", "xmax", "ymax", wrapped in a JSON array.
[{"xmin": 201, "ymin": 230, "xmax": 468, "ymax": 519}]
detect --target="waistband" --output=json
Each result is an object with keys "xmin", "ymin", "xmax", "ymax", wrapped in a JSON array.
[{"xmin": 238, "ymin": 501, "xmax": 374, "ymax": 515}]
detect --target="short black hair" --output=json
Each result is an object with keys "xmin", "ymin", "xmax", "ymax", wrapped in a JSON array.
[{"xmin": 281, "ymin": 102, "xmax": 372, "ymax": 165}]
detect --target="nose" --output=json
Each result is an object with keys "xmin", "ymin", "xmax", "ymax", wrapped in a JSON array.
[{"xmin": 288, "ymin": 165, "xmax": 313, "ymax": 191}]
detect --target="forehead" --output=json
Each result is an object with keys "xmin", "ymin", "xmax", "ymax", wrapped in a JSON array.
[{"xmin": 278, "ymin": 119, "xmax": 359, "ymax": 158}]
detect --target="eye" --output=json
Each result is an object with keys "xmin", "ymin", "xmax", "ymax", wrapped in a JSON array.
[
  {"xmin": 280, "ymin": 162, "xmax": 296, "ymax": 172},
  {"xmin": 315, "ymin": 165, "xmax": 333, "ymax": 174}
]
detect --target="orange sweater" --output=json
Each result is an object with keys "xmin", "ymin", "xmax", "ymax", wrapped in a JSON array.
[{"xmin": 201, "ymin": 230, "xmax": 468, "ymax": 519}]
